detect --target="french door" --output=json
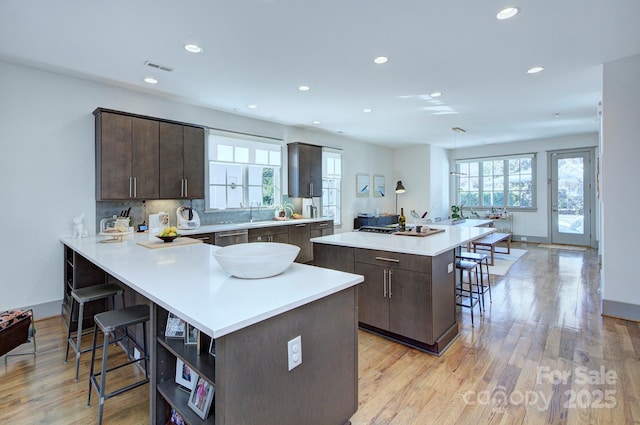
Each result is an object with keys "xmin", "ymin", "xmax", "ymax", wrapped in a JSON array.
[{"xmin": 549, "ymin": 149, "xmax": 594, "ymax": 246}]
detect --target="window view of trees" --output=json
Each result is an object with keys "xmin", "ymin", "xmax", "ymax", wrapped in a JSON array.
[{"xmin": 457, "ymin": 155, "xmax": 535, "ymax": 210}]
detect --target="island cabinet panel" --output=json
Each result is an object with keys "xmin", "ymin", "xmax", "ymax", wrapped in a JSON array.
[
  {"xmin": 159, "ymin": 122, "xmax": 205, "ymax": 200},
  {"xmin": 152, "ymin": 287, "xmax": 358, "ymax": 425},
  {"xmin": 188, "ymin": 232, "xmax": 214, "ymax": 244},
  {"xmin": 315, "ymin": 244, "xmax": 457, "ymax": 355},
  {"xmin": 248, "ymin": 225, "xmax": 289, "ymax": 243},
  {"xmin": 95, "ymin": 111, "xmax": 160, "ymax": 200},
  {"xmin": 313, "ymin": 243, "xmax": 354, "ymax": 273}
]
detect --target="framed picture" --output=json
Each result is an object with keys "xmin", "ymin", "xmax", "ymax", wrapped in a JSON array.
[
  {"xmin": 185, "ymin": 323, "xmax": 198, "ymax": 345},
  {"xmin": 188, "ymin": 376, "xmax": 215, "ymax": 420},
  {"xmin": 169, "ymin": 408, "xmax": 186, "ymax": 425},
  {"xmin": 209, "ymin": 338, "xmax": 216, "ymax": 357},
  {"xmin": 175, "ymin": 358, "xmax": 199, "ymax": 391},
  {"xmin": 165, "ymin": 313, "xmax": 185, "ymax": 338},
  {"xmin": 356, "ymin": 173, "xmax": 370, "ymax": 197},
  {"xmin": 373, "ymin": 175, "xmax": 385, "ymax": 197}
]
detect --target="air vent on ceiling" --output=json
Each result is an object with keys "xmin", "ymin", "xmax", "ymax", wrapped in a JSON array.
[{"xmin": 143, "ymin": 61, "xmax": 173, "ymax": 72}]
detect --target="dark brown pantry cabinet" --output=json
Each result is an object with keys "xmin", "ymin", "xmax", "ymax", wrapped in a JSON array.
[
  {"xmin": 159, "ymin": 122, "xmax": 205, "ymax": 199},
  {"xmin": 287, "ymin": 142, "xmax": 322, "ymax": 197},
  {"xmin": 94, "ymin": 110, "xmax": 160, "ymax": 200}
]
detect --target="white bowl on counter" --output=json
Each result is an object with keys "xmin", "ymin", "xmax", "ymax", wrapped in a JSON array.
[{"xmin": 213, "ymin": 242, "xmax": 300, "ymax": 279}]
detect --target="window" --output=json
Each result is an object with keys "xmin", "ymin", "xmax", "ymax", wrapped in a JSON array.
[
  {"xmin": 456, "ymin": 153, "xmax": 535, "ymax": 210},
  {"xmin": 322, "ymin": 149, "xmax": 342, "ymax": 225},
  {"xmin": 207, "ymin": 131, "xmax": 282, "ymax": 210}
]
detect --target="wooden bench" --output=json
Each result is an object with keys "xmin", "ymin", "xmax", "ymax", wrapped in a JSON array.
[{"xmin": 471, "ymin": 232, "xmax": 511, "ymax": 266}]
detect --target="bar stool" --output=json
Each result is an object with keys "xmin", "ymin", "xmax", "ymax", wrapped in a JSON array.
[
  {"xmin": 65, "ymin": 283, "xmax": 125, "ymax": 381},
  {"xmin": 87, "ymin": 304, "xmax": 150, "ymax": 425},
  {"xmin": 458, "ymin": 251, "xmax": 492, "ymax": 310},
  {"xmin": 455, "ymin": 258, "xmax": 482, "ymax": 327}
]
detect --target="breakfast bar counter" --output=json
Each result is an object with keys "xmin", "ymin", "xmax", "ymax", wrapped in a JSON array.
[{"xmin": 61, "ymin": 233, "xmax": 363, "ymax": 425}]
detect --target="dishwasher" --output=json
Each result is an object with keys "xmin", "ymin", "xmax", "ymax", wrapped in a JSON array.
[{"xmin": 214, "ymin": 229, "xmax": 249, "ymax": 246}]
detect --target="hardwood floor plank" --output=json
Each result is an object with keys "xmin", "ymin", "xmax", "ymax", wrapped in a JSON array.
[{"xmin": 2, "ymin": 243, "xmax": 639, "ymax": 425}]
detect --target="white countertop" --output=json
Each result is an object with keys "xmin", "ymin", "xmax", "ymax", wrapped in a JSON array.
[
  {"xmin": 177, "ymin": 217, "xmax": 331, "ymax": 235},
  {"xmin": 61, "ymin": 233, "xmax": 361, "ymax": 339},
  {"xmin": 311, "ymin": 225, "xmax": 495, "ymax": 256}
]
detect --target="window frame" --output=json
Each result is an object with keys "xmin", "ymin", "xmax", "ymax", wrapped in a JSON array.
[
  {"xmin": 322, "ymin": 148, "xmax": 342, "ymax": 226},
  {"xmin": 206, "ymin": 130, "xmax": 283, "ymax": 211},
  {"xmin": 455, "ymin": 153, "xmax": 537, "ymax": 212}
]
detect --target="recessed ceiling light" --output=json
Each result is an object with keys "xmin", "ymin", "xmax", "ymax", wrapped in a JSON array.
[
  {"xmin": 430, "ymin": 92, "xmax": 443, "ymax": 97},
  {"xmin": 553, "ymin": 113, "xmax": 560, "ymax": 118},
  {"xmin": 184, "ymin": 44, "xmax": 203, "ymax": 53},
  {"xmin": 496, "ymin": 7, "xmax": 519, "ymax": 20},
  {"xmin": 312, "ymin": 120, "xmax": 321, "ymax": 125},
  {"xmin": 374, "ymin": 56, "xmax": 389, "ymax": 64},
  {"xmin": 363, "ymin": 108, "xmax": 372, "ymax": 113},
  {"xmin": 248, "ymin": 104, "xmax": 258, "ymax": 109},
  {"xmin": 298, "ymin": 85, "xmax": 310, "ymax": 91},
  {"xmin": 143, "ymin": 77, "xmax": 158, "ymax": 84},
  {"xmin": 527, "ymin": 66, "xmax": 545, "ymax": 74}
]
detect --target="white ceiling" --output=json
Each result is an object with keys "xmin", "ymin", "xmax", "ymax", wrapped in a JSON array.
[{"xmin": 2, "ymin": 0, "xmax": 640, "ymax": 148}]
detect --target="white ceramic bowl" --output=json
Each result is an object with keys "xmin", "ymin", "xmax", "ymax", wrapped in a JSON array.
[{"xmin": 213, "ymin": 242, "xmax": 300, "ymax": 279}]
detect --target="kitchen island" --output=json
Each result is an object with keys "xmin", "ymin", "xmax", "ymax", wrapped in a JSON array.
[
  {"xmin": 311, "ymin": 225, "xmax": 494, "ymax": 355},
  {"xmin": 61, "ymin": 233, "xmax": 362, "ymax": 425}
]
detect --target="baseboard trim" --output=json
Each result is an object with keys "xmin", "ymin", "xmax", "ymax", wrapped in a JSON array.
[
  {"xmin": 9, "ymin": 300, "xmax": 62, "ymax": 321},
  {"xmin": 602, "ymin": 300, "xmax": 640, "ymax": 322}
]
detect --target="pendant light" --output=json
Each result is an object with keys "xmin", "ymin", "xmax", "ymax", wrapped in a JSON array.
[{"xmin": 450, "ymin": 127, "xmax": 467, "ymax": 177}]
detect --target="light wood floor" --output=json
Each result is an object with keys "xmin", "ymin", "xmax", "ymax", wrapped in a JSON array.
[{"xmin": 2, "ymin": 243, "xmax": 639, "ymax": 424}]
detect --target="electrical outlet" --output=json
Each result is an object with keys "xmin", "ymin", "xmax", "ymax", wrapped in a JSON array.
[
  {"xmin": 447, "ymin": 263, "xmax": 453, "ymax": 273},
  {"xmin": 134, "ymin": 347, "xmax": 141, "ymax": 361},
  {"xmin": 521, "ymin": 236, "xmax": 528, "ymax": 241},
  {"xmin": 287, "ymin": 335, "xmax": 302, "ymax": 371}
]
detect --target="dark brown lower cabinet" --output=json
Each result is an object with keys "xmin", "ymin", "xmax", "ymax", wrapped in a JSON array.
[
  {"xmin": 314, "ymin": 244, "xmax": 457, "ymax": 355},
  {"xmin": 151, "ymin": 287, "xmax": 358, "ymax": 425}
]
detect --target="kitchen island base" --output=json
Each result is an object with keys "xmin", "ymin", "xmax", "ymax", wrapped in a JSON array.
[
  {"xmin": 152, "ymin": 286, "xmax": 358, "ymax": 425},
  {"xmin": 359, "ymin": 322, "xmax": 458, "ymax": 356}
]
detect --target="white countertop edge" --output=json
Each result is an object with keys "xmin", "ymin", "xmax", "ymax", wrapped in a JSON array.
[{"xmin": 178, "ymin": 217, "xmax": 332, "ymax": 235}]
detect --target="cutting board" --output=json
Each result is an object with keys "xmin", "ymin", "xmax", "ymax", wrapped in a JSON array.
[
  {"xmin": 137, "ymin": 237, "xmax": 203, "ymax": 249},
  {"xmin": 394, "ymin": 228, "xmax": 445, "ymax": 237}
]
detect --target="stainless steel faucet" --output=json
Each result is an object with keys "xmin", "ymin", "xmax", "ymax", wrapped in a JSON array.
[{"xmin": 249, "ymin": 200, "xmax": 261, "ymax": 222}]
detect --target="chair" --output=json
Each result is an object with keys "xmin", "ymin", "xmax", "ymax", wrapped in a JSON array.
[
  {"xmin": 455, "ymin": 259, "xmax": 482, "ymax": 327},
  {"xmin": 87, "ymin": 304, "xmax": 150, "ymax": 425},
  {"xmin": 458, "ymin": 251, "xmax": 492, "ymax": 310},
  {"xmin": 0, "ymin": 309, "xmax": 36, "ymax": 365},
  {"xmin": 65, "ymin": 283, "xmax": 125, "ymax": 381}
]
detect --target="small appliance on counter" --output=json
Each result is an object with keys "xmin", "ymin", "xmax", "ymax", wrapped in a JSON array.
[{"xmin": 177, "ymin": 207, "xmax": 200, "ymax": 230}]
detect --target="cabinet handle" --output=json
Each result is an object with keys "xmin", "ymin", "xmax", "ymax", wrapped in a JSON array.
[
  {"xmin": 388, "ymin": 269, "xmax": 393, "ymax": 298},
  {"xmin": 295, "ymin": 224, "xmax": 306, "ymax": 228},
  {"xmin": 129, "ymin": 177, "xmax": 133, "ymax": 198},
  {"xmin": 218, "ymin": 232, "xmax": 248, "ymax": 238},
  {"xmin": 318, "ymin": 223, "xmax": 329, "ymax": 227},
  {"xmin": 375, "ymin": 256, "xmax": 400, "ymax": 263},
  {"xmin": 133, "ymin": 177, "xmax": 137, "ymax": 198},
  {"xmin": 184, "ymin": 178, "xmax": 188, "ymax": 198},
  {"xmin": 309, "ymin": 182, "xmax": 314, "ymax": 196},
  {"xmin": 180, "ymin": 179, "xmax": 184, "ymax": 198},
  {"xmin": 383, "ymin": 269, "xmax": 388, "ymax": 298}
]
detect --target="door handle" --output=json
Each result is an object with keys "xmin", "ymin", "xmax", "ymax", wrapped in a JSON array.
[{"xmin": 383, "ymin": 269, "xmax": 388, "ymax": 298}]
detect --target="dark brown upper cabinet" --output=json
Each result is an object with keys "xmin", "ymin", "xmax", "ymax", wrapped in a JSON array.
[
  {"xmin": 94, "ymin": 108, "xmax": 205, "ymax": 201},
  {"xmin": 159, "ymin": 122, "xmax": 205, "ymax": 199},
  {"xmin": 95, "ymin": 110, "xmax": 159, "ymax": 200},
  {"xmin": 287, "ymin": 142, "xmax": 322, "ymax": 198}
]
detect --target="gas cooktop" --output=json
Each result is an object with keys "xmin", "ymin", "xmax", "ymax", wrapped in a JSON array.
[{"xmin": 358, "ymin": 225, "xmax": 399, "ymax": 234}]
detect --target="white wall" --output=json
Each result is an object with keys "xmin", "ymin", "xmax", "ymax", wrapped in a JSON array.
[
  {"xmin": 449, "ymin": 134, "xmax": 598, "ymax": 239},
  {"xmin": 429, "ymin": 145, "xmax": 450, "ymax": 220},
  {"xmin": 0, "ymin": 60, "xmax": 393, "ymax": 314},
  {"xmin": 392, "ymin": 145, "xmax": 430, "ymax": 219},
  {"xmin": 601, "ymin": 54, "xmax": 640, "ymax": 313}
]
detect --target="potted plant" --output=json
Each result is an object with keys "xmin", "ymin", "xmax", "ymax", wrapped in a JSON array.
[
  {"xmin": 273, "ymin": 202, "xmax": 294, "ymax": 219},
  {"xmin": 450, "ymin": 203, "xmax": 467, "ymax": 223}
]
